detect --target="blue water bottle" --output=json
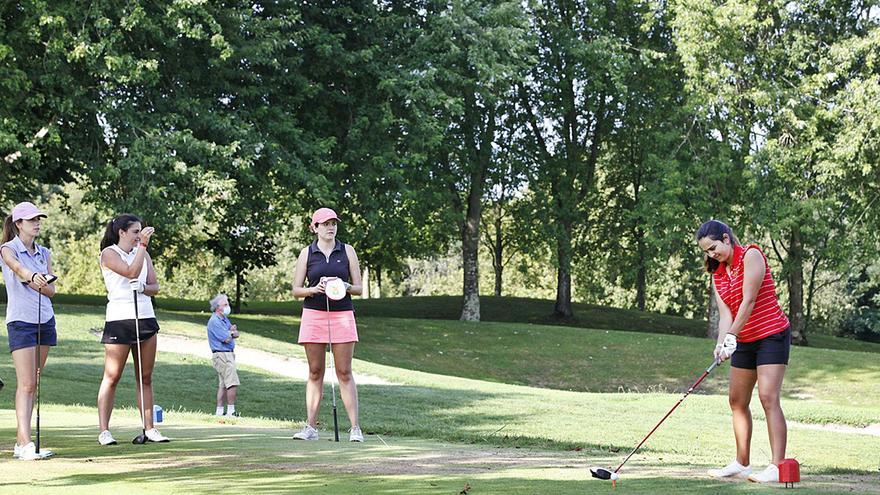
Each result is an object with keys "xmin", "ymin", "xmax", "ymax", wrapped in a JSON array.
[{"xmin": 153, "ymin": 404, "xmax": 164, "ymax": 423}]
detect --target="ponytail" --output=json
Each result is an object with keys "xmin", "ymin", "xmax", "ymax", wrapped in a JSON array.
[
  {"xmin": 2, "ymin": 215, "xmax": 19, "ymax": 245},
  {"xmin": 100, "ymin": 214, "xmax": 143, "ymax": 251},
  {"xmin": 695, "ymin": 219, "xmax": 740, "ymax": 273}
]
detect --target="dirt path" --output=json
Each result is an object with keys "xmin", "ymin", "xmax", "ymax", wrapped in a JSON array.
[
  {"xmin": 156, "ymin": 333, "xmax": 394, "ymax": 385},
  {"xmin": 235, "ymin": 440, "xmax": 879, "ymax": 493},
  {"xmin": 789, "ymin": 420, "xmax": 880, "ymax": 437}
]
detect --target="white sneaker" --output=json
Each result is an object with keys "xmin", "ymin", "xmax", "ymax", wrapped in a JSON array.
[
  {"xmin": 292, "ymin": 424, "xmax": 319, "ymax": 440},
  {"xmin": 748, "ymin": 464, "xmax": 779, "ymax": 483},
  {"xmin": 13, "ymin": 443, "xmax": 21, "ymax": 458},
  {"xmin": 708, "ymin": 460, "xmax": 751, "ymax": 478},
  {"xmin": 349, "ymin": 426, "xmax": 364, "ymax": 442},
  {"xmin": 18, "ymin": 442, "xmax": 53, "ymax": 460},
  {"xmin": 144, "ymin": 428, "xmax": 170, "ymax": 443},
  {"xmin": 98, "ymin": 430, "xmax": 117, "ymax": 446}
]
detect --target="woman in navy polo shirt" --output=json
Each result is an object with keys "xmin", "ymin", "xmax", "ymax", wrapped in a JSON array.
[
  {"xmin": 1, "ymin": 202, "xmax": 57, "ymax": 460},
  {"xmin": 291, "ymin": 208, "xmax": 365, "ymax": 442}
]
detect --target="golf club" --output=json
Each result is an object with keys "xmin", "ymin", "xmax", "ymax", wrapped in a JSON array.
[
  {"xmin": 323, "ymin": 277, "xmax": 343, "ymax": 442},
  {"xmin": 130, "ymin": 278, "xmax": 149, "ymax": 445},
  {"xmin": 590, "ymin": 359, "xmax": 721, "ymax": 485},
  {"xmin": 35, "ymin": 273, "xmax": 57, "ymax": 457}
]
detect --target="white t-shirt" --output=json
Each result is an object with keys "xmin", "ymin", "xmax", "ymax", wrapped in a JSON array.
[{"xmin": 101, "ymin": 244, "xmax": 155, "ymax": 321}]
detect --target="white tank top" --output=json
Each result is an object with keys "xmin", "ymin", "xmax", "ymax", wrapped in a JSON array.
[{"xmin": 101, "ymin": 245, "xmax": 155, "ymax": 322}]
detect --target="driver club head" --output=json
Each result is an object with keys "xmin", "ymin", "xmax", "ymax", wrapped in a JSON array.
[
  {"xmin": 132, "ymin": 432, "xmax": 148, "ymax": 445},
  {"xmin": 590, "ymin": 467, "xmax": 619, "ymax": 481}
]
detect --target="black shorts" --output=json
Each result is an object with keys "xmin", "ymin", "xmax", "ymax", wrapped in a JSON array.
[
  {"xmin": 731, "ymin": 327, "xmax": 791, "ymax": 369},
  {"xmin": 102, "ymin": 318, "xmax": 160, "ymax": 345}
]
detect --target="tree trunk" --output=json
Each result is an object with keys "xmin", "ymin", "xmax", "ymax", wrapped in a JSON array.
[
  {"xmin": 375, "ymin": 266, "xmax": 382, "ymax": 299},
  {"xmin": 362, "ymin": 266, "xmax": 370, "ymax": 299},
  {"xmin": 635, "ymin": 230, "xmax": 646, "ymax": 311},
  {"xmin": 707, "ymin": 280, "xmax": 720, "ymax": 339},
  {"xmin": 553, "ymin": 222, "xmax": 574, "ymax": 318},
  {"xmin": 787, "ymin": 227, "xmax": 807, "ymax": 345},
  {"xmin": 460, "ymin": 194, "xmax": 482, "ymax": 321},
  {"xmin": 234, "ymin": 267, "xmax": 243, "ymax": 314},
  {"xmin": 493, "ymin": 213, "xmax": 503, "ymax": 297}
]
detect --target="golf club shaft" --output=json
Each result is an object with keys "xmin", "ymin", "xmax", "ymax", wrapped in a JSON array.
[
  {"xmin": 133, "ymin": 288, "xmax": 147, "ymax": 435},
  {"xmin": 614, "ymin": 360, "xmax": 719, "ymax": 473},
  {"xmin": 326, "ymin": 295, "xmax": 339, "ymax": 442},
  {"xmin": 36, "ymin": 287, "xmax": 42, "ymax": 453}
]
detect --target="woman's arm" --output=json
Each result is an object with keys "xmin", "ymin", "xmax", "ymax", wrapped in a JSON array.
[
  {"xmin": 100, "ymin": 247, "xmax": 147, "ymax": 279},
  {"xmin": 142, "ymin": 253, "xmax": 160, "ymax": 296},
  {"xmin": 292, "ymin": 247, "xmax": 320, "ymax": 299},
  {"xmin": 40, "ymin": 251, "xmax": 57, "ymax": 297},
  {"xmin": 726, "ymin": 249, "xmax": 765, "ymax": 337},
  {"xmin": 345, "ymin": 244, "xmax": 363, "ymax": 296},
  {"xmin": 714, "ymin": 281, "xmax": 732, "ymax": 346},
  {"xmin": 0, "ymin": 246, "xmax": 54, "ymax": 292}
]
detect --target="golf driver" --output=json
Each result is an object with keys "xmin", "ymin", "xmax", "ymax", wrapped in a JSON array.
[
  {"xmin": 323, "ymin": 277, "xmax": 347, "ymax": 442},
  {"xmin": 130, "ymin": 278, "xmax": 149, "ymax": 445},
  {"xmin": 35, "ymin": 273, "xmax": 57, "ymax": 457},
  {"xmin": 590, "ymin": 359, "xmax": 721, "ymax": 485}
]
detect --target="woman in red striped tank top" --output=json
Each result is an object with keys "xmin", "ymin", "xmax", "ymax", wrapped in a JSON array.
[{"xmin": 696, "ymin": 220, "xmax": 791, "ymax": 484}]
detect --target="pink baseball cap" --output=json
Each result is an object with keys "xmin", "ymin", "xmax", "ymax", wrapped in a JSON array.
[
  {"xmin": 311, "ymin": 207, "xmax": 339, "ymax": 226},
  {"xmin": 11, "ymin": 202, "xmax": 47, "ymax": 222}
]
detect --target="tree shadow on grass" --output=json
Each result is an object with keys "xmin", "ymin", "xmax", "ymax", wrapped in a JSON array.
[{"xmin": 0, "ymin": 353, "xmax": 613, "ymax": 453}]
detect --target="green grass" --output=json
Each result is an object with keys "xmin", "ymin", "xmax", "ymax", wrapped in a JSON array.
[
  {"xmin": 1, "ymin": 304, "xmax": 878, "ymax": 494},
  {"xmin": 2, "ymin": 289, "xmax": 706, "ymax": 336},
  {"xmin": 138, "ymin": 306, "xmax": 880, "ymax": 422},
  {"xmin": 0, "ymin": 410, "xmax": 876, "ymax": 494}
]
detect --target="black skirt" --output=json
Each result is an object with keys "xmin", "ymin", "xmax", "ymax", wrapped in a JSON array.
[{"xmin": 102, "ymin": 318, "xmax": 160, "ymax": 345}]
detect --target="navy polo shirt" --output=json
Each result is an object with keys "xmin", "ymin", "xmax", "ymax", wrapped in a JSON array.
[{"xmin": 303, "ymin": 239, "xmax": 353, "ymax": 311}]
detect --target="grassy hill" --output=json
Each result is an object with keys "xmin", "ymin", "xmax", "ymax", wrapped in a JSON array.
[{"xmin": 1, "ymin": 302, "xmax": 878, "ymax": 494}]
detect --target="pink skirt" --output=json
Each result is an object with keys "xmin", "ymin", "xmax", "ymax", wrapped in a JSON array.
[{"xmin": 298, "ymin": 308, "xmax": 359, "ymax": 344}]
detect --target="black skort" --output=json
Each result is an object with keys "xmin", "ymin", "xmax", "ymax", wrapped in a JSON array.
[
  {"xmin": 731, "ymin": 326, "xmax": 791, "ymax": 369},
  {"xmin": 102, "ymin": 318, "xmax": 160, "ymax": 345}
]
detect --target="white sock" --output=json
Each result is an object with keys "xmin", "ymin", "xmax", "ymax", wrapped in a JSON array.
[
  {"xmin": 216, "ymin": 406, "xmax": 225, "ymax": 416},
  {"xmin": 226, "ymin": 404, "xmax": 236, "ymax": 415}
]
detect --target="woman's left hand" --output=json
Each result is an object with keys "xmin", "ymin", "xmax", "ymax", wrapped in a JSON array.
[{"xmin": 716, "ymin": 333, "xmax": 737, "ymax": 362}]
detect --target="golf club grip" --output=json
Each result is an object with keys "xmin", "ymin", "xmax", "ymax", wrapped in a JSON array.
[{"xmin": 706, "ymin": 359, "xmax": 720, "ymax": 374}]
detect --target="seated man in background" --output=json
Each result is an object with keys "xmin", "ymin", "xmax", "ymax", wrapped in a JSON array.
[{"xmin": 207, "ymin": 294, "xmax": 240, "ymax": 417}]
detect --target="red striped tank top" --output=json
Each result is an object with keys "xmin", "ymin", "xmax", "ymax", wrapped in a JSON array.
[{"xmin": 713, "ymin": 244, "xmax": 789, "ymax": 343}]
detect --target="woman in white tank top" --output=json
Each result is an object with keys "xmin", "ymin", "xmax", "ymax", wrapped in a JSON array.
[{"xmin": 95, "ymin": 214, "xmax": 169, "ymax": 445}]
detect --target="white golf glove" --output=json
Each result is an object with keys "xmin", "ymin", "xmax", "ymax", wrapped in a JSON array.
[
  {"xmin": 129, "ymin": 279, "xmax": 145, "ymax": 293},
  {"xmin": 714, "ymin": 333, "xmax": 737, "ymax": 362}
]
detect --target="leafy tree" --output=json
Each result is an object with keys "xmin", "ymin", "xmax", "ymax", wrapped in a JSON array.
[
  {"xmin": 394, "ymin": 0, "xmax": 534, "ymax": 320},
  {"xmin": 0, "ymin": 1, "xmax": 101, "ymax": 204},
  {"xmin": 674, "ymin": 0, "xmax": 880, "ymax": 344},
  {"xmin": 516, "ymin": 0, "xmax": 630, "ymax": 318}
]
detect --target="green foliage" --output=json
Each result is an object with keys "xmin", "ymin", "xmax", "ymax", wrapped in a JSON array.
[
  {"xmin": 839, "ymin": 308, "xmax": 880, "ymax": 343},
  {"xmin": 4, "ymin": 0, "xmax": 880, "ymax": 335}
]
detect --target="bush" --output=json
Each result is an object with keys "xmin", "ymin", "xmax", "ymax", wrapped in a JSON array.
[{"xmin": 838, "ymin": 308, "xmax": 880, "ymax": 343}]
